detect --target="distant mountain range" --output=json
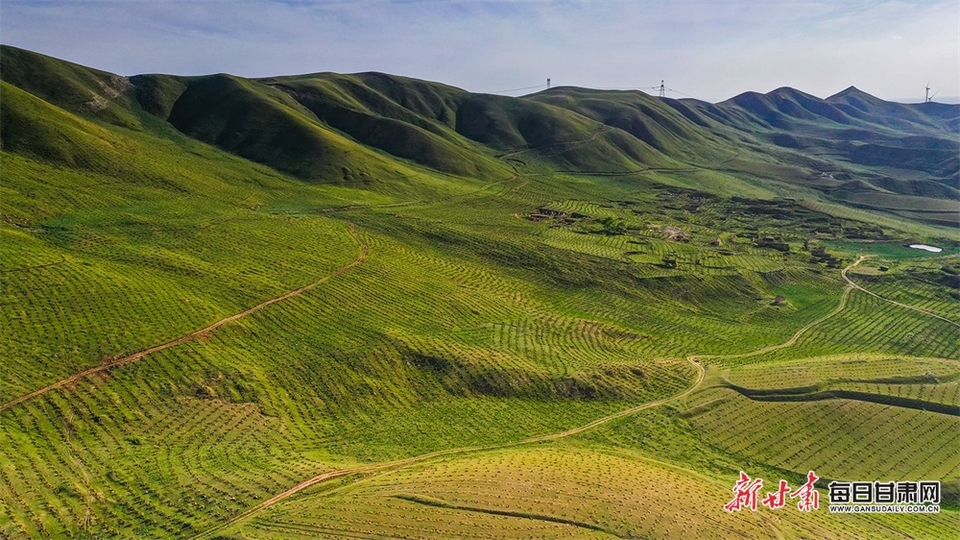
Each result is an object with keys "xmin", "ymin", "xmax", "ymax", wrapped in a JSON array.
[{"xmin": 2, "ymin": 45, "xmax": 957, "ymax": 226}]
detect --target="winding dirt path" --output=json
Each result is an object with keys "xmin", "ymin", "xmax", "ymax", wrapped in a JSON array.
[
  {"xmin": 195, "ymin": 257, "xmax": 881, "ymax": 538},
  {"xmin": 841, "ymin": 256, "xmax": 960, "ymax": 328},
  {"xmin": 685, "ymin": 255, "xmax": 867, "ymax": 365},
  {"xmin": 193, "ymin": 358, "xmax": 706, "ymax": 539},
  {"xmin": 0, "ymin": 225, "xmax": 368, "ymax": 414},
  {"xmin": 531, "ymin": 359, "xmax": 705, "ymax": 443}
]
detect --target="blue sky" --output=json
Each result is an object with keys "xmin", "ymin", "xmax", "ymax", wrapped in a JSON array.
[{"xmin": 3, "ymin": 0, "xmax": 958, "ymax": 103}]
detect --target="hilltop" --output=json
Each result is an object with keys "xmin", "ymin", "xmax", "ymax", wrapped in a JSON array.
[{"xmin": 3, "ymin": 45, "xmax": 957, "ymax": 225}]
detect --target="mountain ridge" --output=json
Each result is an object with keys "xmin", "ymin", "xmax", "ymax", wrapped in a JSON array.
[{"xmin": 2, "ymin": 44, "xmax": 957, "ymax": 226}]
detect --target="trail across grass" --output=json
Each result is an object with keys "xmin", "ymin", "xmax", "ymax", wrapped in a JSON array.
[
  {"xmin": 191, "ymin": 358, "xmax": 706, "ymax": 539},
  {"xmin": 0, "ymin": 225, "xmax": 368, "ymax": 414},
  {"xmin": 691, "ymin": 255, "xmax": 866, "ymax": 366},
  {"xmin": 841, "ymin": 257, "xmax": 960, "ymax": 328},
  {"xmin": 191, "ymin": 257, "xmax": 880, "ymax": 538},
  {"xmin": 194, "ymin": 251, "xmax": 960, "ymax": 538}
]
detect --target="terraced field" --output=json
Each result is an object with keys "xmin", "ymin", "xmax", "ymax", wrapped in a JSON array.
[
  {"xmin": 218, "ymin": 445, "xmax": 960, "ymax": 540},
  {"xmin": 685, "ymin": 387, "xmax": 959, "ymax": 481},
  {"xmin": 687, "ymin": 355, "xmax": 960, "ymax": 476},
  {"xmin": 6, "ymin": 152, "xmax": 958, "ymax": 539},
  {"xmin": 725, "ymin": 355, "xmax": 960, "ymax": 407}
]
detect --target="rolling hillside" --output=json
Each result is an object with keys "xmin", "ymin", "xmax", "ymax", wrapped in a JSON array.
[
  {"xmin": 1, "ymin": 44, "xmax": 958, "ymax": 539},
  {"xmin": 532, "ymin": 84, "xmax": 958, "ymax": 226},
  {"xmin": 4, "ymin": 44, "xmax": 957, "ymax": 222}
]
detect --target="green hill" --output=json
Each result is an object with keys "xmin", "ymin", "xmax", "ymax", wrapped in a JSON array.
[
  {"xmin": 1, "ymin": 45, "xmax": 958, "ymax": 539},
  {"xmin": 6, "ymin": 44, "xmax": 955, "ymax": 224}
]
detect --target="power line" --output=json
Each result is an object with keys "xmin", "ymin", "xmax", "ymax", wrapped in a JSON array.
[
  {"xmin": 595, "ymin": 84, "xmax": 695, "ymax": 98},
  {"xmin": 486, "ymin": 83, "xmax": 547, "ymax": 94},
  {"xmin": 663, "ymin": 86, "xmax": 695, "ymax": 98},
  {"xmin": 484, "ymin": 81, "xmax": 696, "ymax": 98}
]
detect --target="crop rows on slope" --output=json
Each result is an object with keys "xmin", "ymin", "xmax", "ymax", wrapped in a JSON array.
[
  {"xmin": 836, "ymin": 380, "xmax": 960, "ymax": 407},
  {"xmin": 246, "ymin": 447, "xmax": 774, "ymax": 540},
  {"xmin": 540, "ymin": 200, "xmax": 623, "ymax": 220},
  {"xmin": 726, "ymin": 355, "xmax": 959, "ymax": 388},
  {"xmin": 2, "ymin": 249, "xmax": 944, "ymax": 537},
  {"xmin": 724, "ymin": 355, "xmax": 960, "ymax": 408},
  {"xmin": 0, "ymin": 226, "xmax": 66, "ymax": 272},
  {"xmin": 686, "ymin": 389, "xmax": 960, "ymax": 482},
  {"xmin": 373, "ymin": 216, "xmax": 844, "ymax": 370},
  {"xmin": 335, "ymin": 236, "xmax": 696, "ymax": 400},
  {"xmin": 376, "ymin": 188, "xmax": 848, "ymax": 364},
  {"xmin": 540, "ymin": 225, "xmax": 789, "ymax": 279},
  {"xmin": 545, "ymin": 267, "xmax": 844, "ymax": 363},
  {"xmin": 6, "ymin": 138, "xmax": 934, "ymax": 538},
  {"xmin": 578, "ymin": 395, "xmax": 960, "ymax": 540},
  {"xmin": 414, "ymin": 330, "xmax": 692, "ymax": 404},
  {"xmin": 540, "ymin": 228, "xmax": 633, "ymax": 261},
  {"xmin": 2, "ymin": 260, "xmax": 213, "ymax": 397},
  {"xmin": 719, "ymin": 290, "xmax": 960, "ymax": 367},
  {"xmin": 1, "ymin": 214, "xmax": 356, "ymax": 401},
  {"xmin": 0, "ymin": 225, "xmax": 700, "ymax": 538},
  {"xmin": 368, "ymin": 236, "xmax": 536, "ymax": 324},
  {"xmin": 0, "ymin": 344, "xmax": 346, "ymax": 539},
  {"xmin": 241, "ymin": 444, "xmax": 960, "ymax": 540},
  {"xmin": 307, "ymin": 230, "xmax": 687, "ymax": 383},
  {"xmin": 0, "ymin": 221, "xmax": 363, "ymax": 538},
  {"xmin": 850, "ymin": 274, "xmax": 960, "ymax": 321},
  {"xmin": 488, "ymin": 317, "xmax": 643, "ymax": 370}
]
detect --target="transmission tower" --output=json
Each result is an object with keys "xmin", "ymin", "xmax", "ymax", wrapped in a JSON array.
[
  {"xmin": 659, "ymin": 80, "xmax": 666, "ymax": 98},
  {"xmin": 547, "ymin": 78, "xmax": 551, "ymax": 90}
]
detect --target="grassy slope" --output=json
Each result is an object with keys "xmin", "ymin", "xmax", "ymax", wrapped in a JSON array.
[
  {"xmin": 706, "ymin": 87, "xmax": 960, "ymax": 223},
  {"xmin": 1, "ymin": 46, "xmax": 958, "ymax": 538},
  {"xmin": 0, "ymin": 45, "xmax": 142, "ymax": 130},
  {"xmin": 236, "ymin": 443, "xmax": 958, "ymax": 540},
  {"xmin": 530, "ymin": 85, "xmax": 959, "ymax": 230}
]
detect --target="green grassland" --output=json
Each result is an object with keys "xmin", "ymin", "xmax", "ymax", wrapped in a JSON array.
[
  {"xmin": 1, "ymin": 45, "xmax": 958, "ymax": 538},
  {"xmin": 226, "ymin": 444, "xmax": 959, "ymax": 540}
]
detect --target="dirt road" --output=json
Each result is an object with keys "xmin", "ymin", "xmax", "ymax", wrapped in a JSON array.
[
  {"xmin": 841, "ymin": 256, "xmax": 959, "ymax": 328},
  {"xmin": 1, "ymin": 225, "xmax": 368, "ymax": 414},
  {"xmin": 192, "ymin": 257, "xmax": 881, "ymax": 538}
]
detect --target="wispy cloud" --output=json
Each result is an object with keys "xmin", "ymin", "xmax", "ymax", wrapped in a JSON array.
[{"xmin": 3, "ymin": 0, "xmax": 957, "ymax": 102}]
